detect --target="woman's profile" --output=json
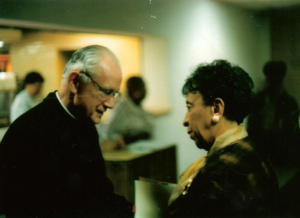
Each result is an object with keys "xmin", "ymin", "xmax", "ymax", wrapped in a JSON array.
[{"xmin": 164, "ymin": 60, "xmax": 279, "ymax": 217}]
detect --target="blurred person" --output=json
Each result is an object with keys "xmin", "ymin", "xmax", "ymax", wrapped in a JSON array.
[
  {"xmin": 0, "ymin": 45, "xmax": 134, "ymax": 217},
  {"xmin": 164, "ymin": 60, "xmax": 279, "ymax": 218},
  {"xmin": 96, "ymin": 122, "xmax": 126, "ymax": 151},
  {"xmin": 101, "ymin": 76, "xmax": 153, "ymax": 150},
  {"xmin": 247, "ymin": 61, "xmax": 300, "ymax": 167},
  {"xmin": 10, "ymin": 71, "xmax": 44, "ymax": 123}
]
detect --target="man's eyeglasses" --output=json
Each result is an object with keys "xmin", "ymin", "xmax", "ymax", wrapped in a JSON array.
[{"xmin": 80, "ymin": 71, "xmax": 121, "ymax": 100}]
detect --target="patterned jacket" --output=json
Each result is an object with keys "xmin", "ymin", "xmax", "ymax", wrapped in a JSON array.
[{"xmin": 165, "ymin": 137, "xmax": 279, "ymax": 217}]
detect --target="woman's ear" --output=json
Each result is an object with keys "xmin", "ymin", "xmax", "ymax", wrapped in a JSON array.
[
  {"xmin": 67, "ymin": 72, "xmax": 81, "ymax": 94},
  {"xmin": 211, "ymin": 98, "xmax": 225, "ymax": 123}
]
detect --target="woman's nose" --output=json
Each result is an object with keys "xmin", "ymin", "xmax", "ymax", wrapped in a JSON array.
[{"xmin": 183, "ymin": 114, "xmax": 189, "ymax": 127}]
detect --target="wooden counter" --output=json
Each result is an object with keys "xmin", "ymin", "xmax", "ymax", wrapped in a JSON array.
[{"xmin": 103, "ymin": 143, "xmax": 177, "ymax": 203}]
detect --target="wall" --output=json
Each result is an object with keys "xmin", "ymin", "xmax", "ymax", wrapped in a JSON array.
[
  {"xmin": 0, "ymin": 0, "xmax": 271, "ymax": 176},
  {"xmin": 124, "ymin": 1, "xmax": 271, "ymax": 174},
  {"xmin": 10, "ymin": 32, "xmax": 141, "ymax": 97}
]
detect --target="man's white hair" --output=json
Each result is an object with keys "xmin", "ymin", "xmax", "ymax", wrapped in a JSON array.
[{"xmin": 62, "ymin": 45, "xmax": 120, "ymax": 83}]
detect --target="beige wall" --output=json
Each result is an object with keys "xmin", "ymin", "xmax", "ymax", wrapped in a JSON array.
[
  {"xmin": 10, "ymin": 32, "xmax": 141, "ymax": 97},
  {"xmin": 141, "ymin": 36, "xmax": 171, "ymax": 115}
]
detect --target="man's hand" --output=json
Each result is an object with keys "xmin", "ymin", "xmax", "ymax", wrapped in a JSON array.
[{"xmin": 100, "ymin": 137, "xmax": 125, "ymax": 151}]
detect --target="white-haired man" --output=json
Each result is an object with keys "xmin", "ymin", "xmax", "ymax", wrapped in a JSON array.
[{"xmin": 0, "ymin": 45, "xmax": 134, "ymax": 217}]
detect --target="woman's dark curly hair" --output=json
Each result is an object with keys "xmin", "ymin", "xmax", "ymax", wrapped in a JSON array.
[{"xmin": 182, "ymin": 60, "xmax": 254, "ymax": 124}]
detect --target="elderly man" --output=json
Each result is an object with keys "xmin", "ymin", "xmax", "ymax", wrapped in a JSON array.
[{"xmin": 0, "ymin": 45, "xmax": 134, "ymax": 217}]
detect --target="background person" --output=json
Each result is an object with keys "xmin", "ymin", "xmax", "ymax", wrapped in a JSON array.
[
  {"xmin": 0, "ymin": 45, "xmax": 134, "ymax": 217},
  {"xmin": 165, "ymin": 60, "xmax": 279, "ymax": 217},
  {"xmin": 101, "ymin": 76, "xmax": 153, "ymax": 150},
  {"xmin": 247, "ymin": 61, "xmax": 300, "ymax": 167},
  {"xmin": 10, "ymin": 71, "xmax": 44, "ymax": 123}
]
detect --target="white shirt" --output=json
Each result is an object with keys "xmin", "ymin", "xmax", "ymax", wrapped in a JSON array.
[
  {"xmin": 10, "ymin": 90, "xmax": 42, "ymax": 123},
  {"xmin": 55, "ymin": 91, "xmax": 76, "ymax": 119},
  {"xmin": 105, "ymin": 96, "xmax": 153, "ymax": 141}
]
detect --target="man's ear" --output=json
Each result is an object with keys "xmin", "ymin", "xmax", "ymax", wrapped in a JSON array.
[
  {"xmin": 67, "ymin": 72, "xmax": 81, "ymax": 94},
  {"xmin": 211, "ymin": 98, "xmax": 225, "ymax": 117}
]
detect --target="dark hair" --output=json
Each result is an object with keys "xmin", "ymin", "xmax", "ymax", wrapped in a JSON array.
[
  {"xmin": 24, "ymin": 72, "xmax": 44, "ymax": 85},
  {"xmin": 263, "ymin": 61, "xmax": 286, "ymax": 79},
  {"xmin": 182, "ymin": 60, "xmax": 254, "ymax": 124},
  {"xmin": 22, "ymin": 72, "xmax": 44, "ymax": 90},
  {"xmin": 126, "ymin": 76, "xmax": 145, "ymax": 91}
]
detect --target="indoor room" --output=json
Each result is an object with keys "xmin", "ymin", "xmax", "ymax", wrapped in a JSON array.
[{"xmin": 0, "ymin": 0, "xmax": 300, "ymax": 217}]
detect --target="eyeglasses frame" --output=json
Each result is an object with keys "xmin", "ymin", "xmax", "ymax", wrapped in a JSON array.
[{"xmin": 80, "ymin": 71, "xmax": 121, "ymax": 100}]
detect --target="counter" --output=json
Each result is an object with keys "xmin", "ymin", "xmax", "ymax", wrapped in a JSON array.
[{"xmin": 103, "ymin": 142, "xmax": 177, "ymax": 203}]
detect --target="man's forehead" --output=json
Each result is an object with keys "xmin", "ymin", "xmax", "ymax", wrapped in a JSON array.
[
  {"xmin": 97, "ymin": 55, "xmax": 121, "ymax": 74},
  {"xmin": 96, "ymin": 66, "xmax": 122, "ymax": 91}
]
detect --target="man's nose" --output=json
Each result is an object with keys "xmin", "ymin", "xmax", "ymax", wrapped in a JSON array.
[
  {"xmin": 103, "ymin": 96, "xmax": 115, "ymax": 109},
  {"xmin": 183, "ymin": 113, "xmax": 189, "ymax": 127}
]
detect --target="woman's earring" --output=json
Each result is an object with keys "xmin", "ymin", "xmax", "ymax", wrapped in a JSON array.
[{"xmin": 212, "ymin": 115, "xmax": 219, "ymax": 123}]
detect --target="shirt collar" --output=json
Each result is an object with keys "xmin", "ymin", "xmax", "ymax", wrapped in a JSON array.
[
  {"xmin": 207, "ymin": 124, "xmax": 248, "ymax": 157},
  {"xmin": 55, "ymin": 91, "xmax": 76, "ymax": 119}
]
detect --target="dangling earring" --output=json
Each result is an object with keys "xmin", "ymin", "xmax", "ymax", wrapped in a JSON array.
[{"xmin": 212, "ymin": 115, "xmax": 219, "ymax": 123}]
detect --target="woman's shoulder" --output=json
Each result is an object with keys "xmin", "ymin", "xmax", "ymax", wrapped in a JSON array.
[
  {"xmin": 206, "ymin": 137, "xmax": 271, "ymax": 174},
  {"xmin": 208, "ymin": 138, "xmax": 254, "ymax": 160}
]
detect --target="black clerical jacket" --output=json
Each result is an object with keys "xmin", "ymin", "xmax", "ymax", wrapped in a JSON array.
[{"xmin": 0, "ymin": 92, "xmax": 133, "ymax": 217}]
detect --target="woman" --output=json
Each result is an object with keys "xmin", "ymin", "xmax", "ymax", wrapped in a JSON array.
[{"xmin": 165, "ymin": 60, "xmax": 279, "ymax": 217}]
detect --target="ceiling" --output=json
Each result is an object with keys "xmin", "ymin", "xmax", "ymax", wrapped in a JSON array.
[
  {"xmin": 0, "ymin": 0, "xmax": 300, "ymax": 39},
  {"xmin": 219, "ymin": 0, "xmax": 300, "ymax": 10}
]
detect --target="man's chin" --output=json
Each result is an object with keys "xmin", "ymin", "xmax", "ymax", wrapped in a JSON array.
[
  {"xmin": 91, "ymin": 117, "xmax": 101, "ymax": 124},
  {"xmin": 89, "ymin": 111, "xmax": 103, "ymax": 124}
]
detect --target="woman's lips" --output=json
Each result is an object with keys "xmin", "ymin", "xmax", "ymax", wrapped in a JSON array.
[{"xmin": 188, "ymin": 131, "xmax": 194, "ymax": 139}]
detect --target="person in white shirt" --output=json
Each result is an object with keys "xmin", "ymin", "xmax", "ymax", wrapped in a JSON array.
[
  {"xmin": 101, "ymin": 76, "xmax": 153, "ymax": 150},
  {"xmin": 10, "ymin": 72, "xmax": 44, "ymax": 123}
]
